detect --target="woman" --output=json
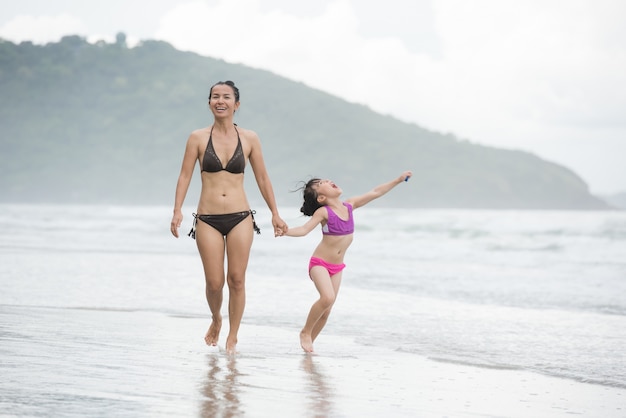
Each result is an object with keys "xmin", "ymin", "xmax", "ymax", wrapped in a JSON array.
[{"xmin": 170, "ymin": 80, "xmax": 287, "ymax": 354}]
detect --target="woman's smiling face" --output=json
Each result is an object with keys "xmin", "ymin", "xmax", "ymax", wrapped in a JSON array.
[{"xmin": 209, "ymin": 84, "xmax": 239, "ymax": 116}]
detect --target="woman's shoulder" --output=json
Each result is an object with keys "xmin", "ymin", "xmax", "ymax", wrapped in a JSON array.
[
  {"xmin": 235, "ymin": 126, "xmax": 260, "ymax": 142},
  {"xmin": 189, "ymin": 126, "xmax": 211, "ymax": 140}
]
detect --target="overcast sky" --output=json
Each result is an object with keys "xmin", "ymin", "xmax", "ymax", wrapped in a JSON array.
[{"xmin": 2, "ymin": 0, "xmax": 625, "ymax": 194}]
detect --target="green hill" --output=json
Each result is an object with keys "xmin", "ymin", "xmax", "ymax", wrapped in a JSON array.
[{"xmin": 0, "ymin": 35, "xmax": 610, "ymax": 209}]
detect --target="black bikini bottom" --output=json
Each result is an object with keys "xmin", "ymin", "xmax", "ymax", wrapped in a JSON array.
[{"xmin": 188, "ymin": 210, "xmax": 260, "ymax": 239}]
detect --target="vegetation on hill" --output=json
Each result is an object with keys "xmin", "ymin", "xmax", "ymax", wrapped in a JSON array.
[{"xmin": 0, "ymin": 35, "xmax": 610, "ymax": 209}]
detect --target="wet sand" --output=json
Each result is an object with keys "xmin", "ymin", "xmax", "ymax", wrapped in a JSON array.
[{"xmin": 1, "ymin": 304, "xmax": 623, "ymax": 417}]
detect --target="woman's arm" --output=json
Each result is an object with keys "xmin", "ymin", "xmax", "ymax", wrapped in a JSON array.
[
  {"xmin": 346, "ymin": 170, "xmax": 412, "ymax": 209},
  {"xmin": 171, "ymin": 132, "xmax": 201, "ymax": 237},
  {"xmin": 247, "ymin": 130, "xmax": 288, "ymax": 235}
]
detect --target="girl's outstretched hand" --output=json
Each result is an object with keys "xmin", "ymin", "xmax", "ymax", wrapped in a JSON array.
[{"xmin": 401, "ymin": 170, "xmax": 413, "ymax": 182}]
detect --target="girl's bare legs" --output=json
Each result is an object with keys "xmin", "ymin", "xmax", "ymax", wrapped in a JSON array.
[
  {"xmin": 300, "ymin": 268, "xmax": 343, "ymax": 352},
  {"xmin": 311, "ymin": 272, "xmax": 342, "ymax": 343},
  {"xmin": 196, "ymin": 222, "xmax": 227, "ymax": 347},
  {"xmin": 223, "ymin": 217, "xmax": 254, "ymax": 354}
]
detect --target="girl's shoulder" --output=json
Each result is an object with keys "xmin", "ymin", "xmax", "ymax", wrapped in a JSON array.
[
  {"xmin": 343, "ymin": 199, "xmax": 357, "ymax": 210},
  {"xmin": 313, "ymin": 205, "xmax": 330, "ymax": 219}
]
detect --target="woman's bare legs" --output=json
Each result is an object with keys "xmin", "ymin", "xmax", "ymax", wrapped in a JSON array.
[
  {"xmin": 196, "ymin": 222, "xmax": 226, "ymax": 347},
  {"xmin": 300, "ymin": 268, "xmax": 343, "ymax": 352},
  {"xmin": 223, "ymin": 217, "xmax": 254, "ymax": 354},
  {"xmin": 196, "ymin": 217, "xmax": 254, "ymax": 353}
]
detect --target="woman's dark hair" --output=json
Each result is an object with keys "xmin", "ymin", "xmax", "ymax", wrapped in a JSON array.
[
  {"xmin": 299, "ymin": 178, "xmax": 322, "ymax": 216},
  {"xmin": 208, "ymin": 80, "xmax": 240, "ymax": 102}
]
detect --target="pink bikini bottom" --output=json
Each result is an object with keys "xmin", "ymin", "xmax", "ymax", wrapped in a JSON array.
[{"xmin": 308, "ymin": 256, "xmax": 346, "ymax": 278}]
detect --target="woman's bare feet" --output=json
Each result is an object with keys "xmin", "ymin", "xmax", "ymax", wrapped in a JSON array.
[
  {"xmin": 225, "ymin": 336, "xmax": 238, "ymax": 355},
  {"xmin": 300, "ymin": 331, "xmax": 314, "ymax": 353},
  {"xmin": 205, "ymin": 318, "xmax": 222, "ymax": 346}
]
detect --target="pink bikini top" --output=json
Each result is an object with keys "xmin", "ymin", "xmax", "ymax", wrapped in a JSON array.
[{"xmin": 322, "ymin": 203, "xmax": 354, "ymax": 236}]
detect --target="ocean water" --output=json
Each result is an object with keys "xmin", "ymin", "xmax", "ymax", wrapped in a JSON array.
[{"xmin": 1, "ymin": 203, "xmax": 625, "ymax": 396}]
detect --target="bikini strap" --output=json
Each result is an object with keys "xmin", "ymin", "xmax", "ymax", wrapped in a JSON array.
[
  {"xmin": 188, "ymin": 213, "xmax": 198, "ymax": 239},
  {"xmin": 250, "ymin": 210, "xmax": 261, "ymax": 235}
]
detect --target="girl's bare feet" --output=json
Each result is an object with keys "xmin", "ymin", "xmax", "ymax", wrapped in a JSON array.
[{"xmin": 300, "ymin": 331, "xmax": 314, "ymax": 353}]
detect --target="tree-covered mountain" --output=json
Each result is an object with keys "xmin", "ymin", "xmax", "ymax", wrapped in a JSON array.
[{"xmin": 0, "ymin": 35, "xmax": 610, "ymax": 209}]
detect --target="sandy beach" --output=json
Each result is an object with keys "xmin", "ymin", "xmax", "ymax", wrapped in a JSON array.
[
  {"xmin": 1, "ymin": 304, "xmax": 623, "ymax": 418},
  {"xmin": 2, "ymin": 205, "xmax": 625, "ymax": 417}
]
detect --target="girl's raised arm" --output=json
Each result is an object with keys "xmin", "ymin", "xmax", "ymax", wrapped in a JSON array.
[{"xmin": 347, "ymin": 171, "xmax": 412, "ymax": 209}]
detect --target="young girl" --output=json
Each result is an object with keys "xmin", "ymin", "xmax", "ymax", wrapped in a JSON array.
[{"xmin": 283, "ymin": 171, "xmax": 412, "ymax": 352}]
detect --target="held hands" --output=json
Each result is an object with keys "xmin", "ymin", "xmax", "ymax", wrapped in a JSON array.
[{"xmin": 272, "ymin": 214, "xmax": 288, "ymax": 237}]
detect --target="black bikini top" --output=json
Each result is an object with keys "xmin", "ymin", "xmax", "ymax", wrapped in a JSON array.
[{"xmin": 202, "ymin": 125, "xmax": 245, "ymax": 174}]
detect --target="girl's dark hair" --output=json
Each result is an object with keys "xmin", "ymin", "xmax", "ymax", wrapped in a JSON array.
[
  {"xmin": 208, "ymin": 80, "xmax": 240, "ymax": 102},
  {"xmin": 299, "ymin": 178, "xmax": 322, "ymax": 216}
]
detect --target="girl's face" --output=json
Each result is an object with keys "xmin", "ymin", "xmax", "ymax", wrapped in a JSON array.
[
  {"xmin": 209, "ymin": 85, "xmax": 239, "ymax": 117},
  {"xmin": 315, "ymin": 179, "xmax": 343, "ymax": 198}
]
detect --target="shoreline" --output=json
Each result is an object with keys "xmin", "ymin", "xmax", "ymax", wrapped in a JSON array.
[
  {"xmin": 418, "ymin": 354, "xmax": 626, "ymax": 391},
  {"xmin": 1, "ymin": 305, "xmax": 624, "ymax": 417}
]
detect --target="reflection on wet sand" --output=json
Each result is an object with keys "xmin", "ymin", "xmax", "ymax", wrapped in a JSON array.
[
  {"xmin": 301, "ymin": 355, "xmax": 334, "ymax": 417},
  {"xmin": 199, "ymin": 354, "xmax": 241, "ymax": 418}
]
